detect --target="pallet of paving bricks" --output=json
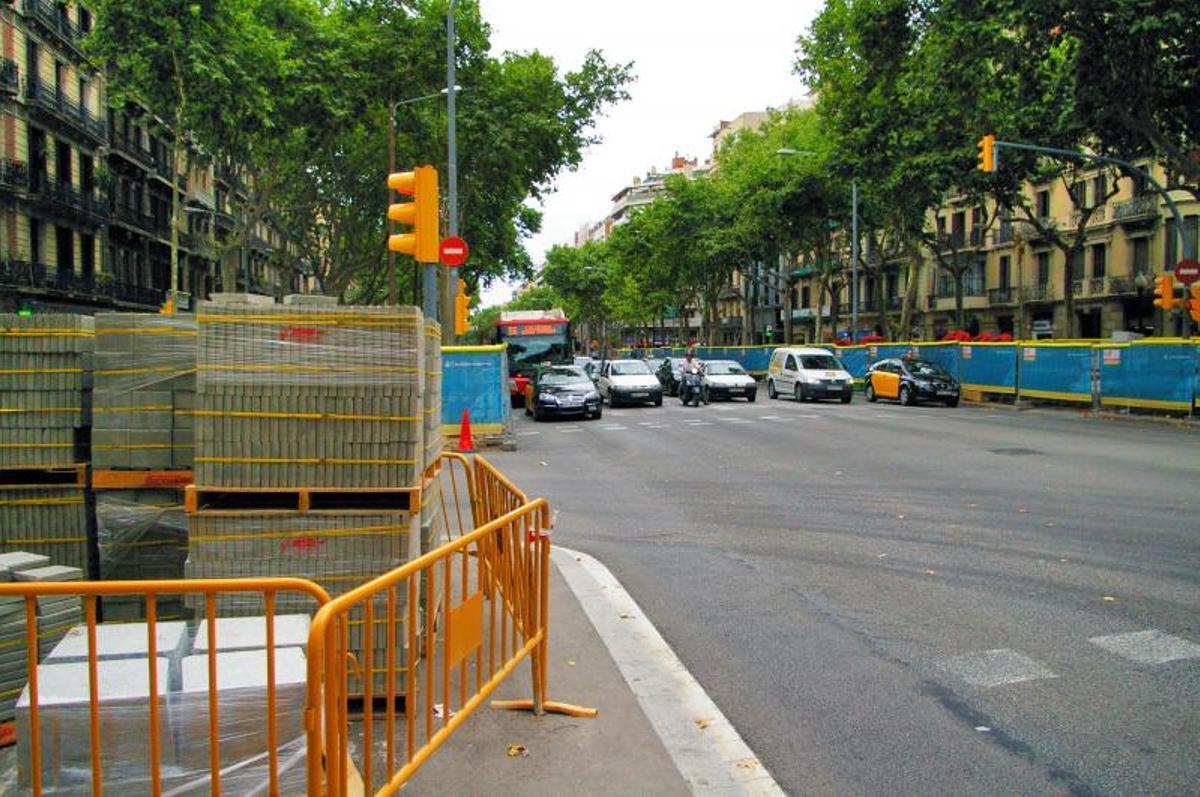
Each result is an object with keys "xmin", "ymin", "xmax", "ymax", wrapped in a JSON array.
[
  {"xmin": 93, "ymin": 490, "xmax": 191, "ymax": 622},
  {"xmin": 423, "ymin": 320, "xmax": 443, "ymax": 473},
  {"xmin": 194, "ymin": 300, "xmax": 427, "ymax": 489}
]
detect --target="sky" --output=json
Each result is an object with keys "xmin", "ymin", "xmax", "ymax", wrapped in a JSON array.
[{"xmin": 475, "ymin": 0, "xmax": 823, "ymax": 307}]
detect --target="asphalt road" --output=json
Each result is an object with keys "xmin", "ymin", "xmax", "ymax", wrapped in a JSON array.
[{"xmin": 485, "ymin": 394, "xmax": 1200, "ymax": 796}]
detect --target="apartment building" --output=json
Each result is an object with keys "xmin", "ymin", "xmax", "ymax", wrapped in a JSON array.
[
  {"xmin": 0, "ymin": 1, "xmax": 297, "ymax": 314},
  {"xmin": 788, "ymin": 163, "xmax": 1199, "ymax": 342}
]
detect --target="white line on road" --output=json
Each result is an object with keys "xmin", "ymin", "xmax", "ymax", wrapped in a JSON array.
[
  {"xmin": 558, "ymin": 427, "xmax": 583, "ymax": 433},
  {"xmin": 553, "ymin": 547, "xmax": 784, "ymax": 795},
  {"xmin": 515, "ymin": 430, "xmax": 540, "ymax": 437},
  {"xmin": 682, "ymin": 421, "xmax": 713, "ymax": 426},
  {"xmin": 758, "ymin": 415, "xmax": 780, "ymax": 420},
  {"xmin": 636, "ymin": 422, "xmax": 655, "ymax": 426},
  {"xmin": 1089, "ymin": 629, "xmax": 1200, "ymax": 665},
  {"xmin": 600, "ymin": 425, "xmax": 628, "ymax": 431},
  {"xmin": 937, "ymin": 649, "xmax": 1058, "ymax": 688}
]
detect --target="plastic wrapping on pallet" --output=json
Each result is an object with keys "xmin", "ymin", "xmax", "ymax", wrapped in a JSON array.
[
  {"xmin": 188, "ymin": 512, "xmax": 414, "ymax": 564},
  {"xmin": 92, "ymin": 313, "xmax": 196, "ymax": 471},
  {"xmin": 0, "ymin": 488, "xmax": 92, "ymax": 572},
  {"xmin": 96, "ymin": 491, "xmax": 187, "ymax": 582},
  {"xmin": 194, "ymin": 301, "xmax": 427, "ymax": 488},
  {"xmin": 423, "ymin": 320, "xmax": 444, "ymax": 471},
  {"xmin": 16, "ymin": 648, "xmax": 308, "ymax": 795}
]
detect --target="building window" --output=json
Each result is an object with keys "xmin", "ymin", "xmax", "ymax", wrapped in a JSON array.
[
  {"xmin": 1036, "ymin": 251, "xmax": 1050, "ymax": 286},
  {"xmin": 1067, "ymin": 248, "xmax": 1083, "ymax": 277},
  {"xmin": 78, "ymin": 6, "xmax": 92, "ymax": 34},
  {"xmin": 1092, "ymin": 174, "xmax": 1108, "ymax": 204},
  {"xmin": 1036, "ymin": 190, "xmax": 1051, "ymax": 218},
  {"xmin": 1132, "ymin": 237, "xmax": 1150, "ymax": 275},
  {"xmin": 29, "ymin": 218, "xmax": 41, "ymax": 265},
  {"xmin": 998, "ymin": 255, "xmax": 1011, "ymax": 289},
  {"xmin": 1091, "ymin": 244, "xmax": 1106, "ymax": 279},
  {"xmin": 800, "ymin": 285, "xmax": 810, "ymax": 308},
  {"xmin": 1070, "ymin": 181, "xmax": 1085, "ymax": 209}
]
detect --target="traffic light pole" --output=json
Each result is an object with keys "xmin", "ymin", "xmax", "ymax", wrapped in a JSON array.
[
  {"xmin": 992, "ymin": 139, "xmax": 1195, "ymax": 337},
  {"xmin": 443, "ymin": 0, "xmax": 460, "ymax": 342}
]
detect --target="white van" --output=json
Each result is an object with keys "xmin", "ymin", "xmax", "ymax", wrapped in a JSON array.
[{"xmin": 766, "ymin": 347, "xmax": 854, "ymax": 403}]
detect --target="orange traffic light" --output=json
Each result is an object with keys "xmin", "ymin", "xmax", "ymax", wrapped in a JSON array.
[
  {"xmin": 387, "ymin": 165, "xmax": 439, "ymax": 262},
  {"xmin": 976, "ymin": 134, "xmax": 996, "ymax": 173},
  {"xmin": 1152, "ymin": 273, "xmax": 1176, "ymax": 311},
  {"xmin": 1188, "ymin": 284, "xmax": 1200, "ymax": 323},
  {"xmin": 454, "ymin": 278, "xmax": 470, "ymax": 335}
]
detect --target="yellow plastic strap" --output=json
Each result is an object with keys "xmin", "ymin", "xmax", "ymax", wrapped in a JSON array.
[
  {"xmin": 196, "ymin": 364, "xmax": 420, "ymax": 374},
  {"xmin": 92, "ymin": 406, "xmax": 175, "ymax": 413},
  {"xmin": 197, "ymin": 314, "xmax": 420, "ymax": 326},
  {"xmin": 194, "ymin": 456, "xmax": 415, "ymax": 465},
  {"xmin": 192, "ymin": 523, "xmax": 409, "ymax": 543},
  {"xmin": 93, "ymin": 444, "xmax": 193, "ymax": 450},
  {"xmin": 0, "ymin": 497, "xmax": 83, "ymax": 507},
  {"xmin": 0, "ymin": 536, "xmax": 87, "ymax": 545},
  {"xmin": 0, "ymin": 443, "xmax": 73, "ymax": 448},
  {"xmin": 94, "ymin": 367, "xmax": 196, "ymax": 376},
  {"xmin": 95, "ymin": 328, "xmax": 197, "ymax": 336},
  {"xmin": 182, "ymin": 409, "xmax": 419, "ymax": 423},
  {"xmin": 0, "ymin": 329, "xmax": 94, "ymax": 336},
  {"xmin": 0, "ymin": 407, "xmax": 80, "ymax": 414},
  {"xmin": 0, "ymin": 368, "xmax": 84, "ymax": 375}
]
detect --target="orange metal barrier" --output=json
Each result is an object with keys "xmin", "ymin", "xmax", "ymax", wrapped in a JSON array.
[{"xmin": 0, "ymin": 577, "xmax": 330, "ymax": 796}]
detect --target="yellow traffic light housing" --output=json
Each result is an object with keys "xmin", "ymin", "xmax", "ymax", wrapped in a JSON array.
[
  {"xmin": 454, "ymin": 278, "xmax": 470, "ymax": 336},
  {"xmin": 387, "ymin": 165, "xmax": 439, "ymax": 262},
  {"xmin": 1152, "ymin": 273, "xmax": 1176, "ymax": 311},
  {"xmin": 1188, "ymin": 284, "xmax": 1200, "ymax": 324},
  {"xmin": 977, "ymin": 134, "xmax": 996, "ymax": 173}
]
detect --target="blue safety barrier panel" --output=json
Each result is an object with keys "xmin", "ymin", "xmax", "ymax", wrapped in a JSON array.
[
  {"xmin": 442, "ymin": 347, "xmax": 511, "ymax": 430},
  {"xmin": 959, "ymin": 343, "xmax": 1017, "ymax": 394},
  {"xmin": 1098, "ymin": 340, "xmax": 1198, "ymax": 412},
  {"xmin": 913, "ymin": 342, "xmax": 961, "ymax": 376},
  {"xmin": 865, "ymin": 344, "xmax": 914, "ymax": 366},
  {"xmin": 831, "ymin": 346, "xmax": 869, "ymax": 380},
  {"xmin": 1016, "ymin": 344, "xmax": 1093, "ymax": 402}
]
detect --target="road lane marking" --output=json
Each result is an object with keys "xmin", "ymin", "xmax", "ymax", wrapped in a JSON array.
[
  {"xmin": 1089, "ymin": 630, "xmax": 1200, "ymax": 664},
  {"xmin": 758, "ymin": 415, "xmax": 780, "ymax": 420},
  {"xmin": 558, "ymin": 426, "xmax": 583, "ymax": 433},
  {"xmin": 600, "ymin": 425, "xmax": 628, "ymax": 431},
  {"xmin": 937, "ymin": 649, "xmax": 1058, "ymax": 688},
  {"xmin": 645, "ymin": 424, "xmax": 667, "ymax": 429},
  {"xmin": 636, "ymin": 422, "xmax": 655, "ymax": 426},
  {"xmin": 682, "ymin": 421, "xmax": 713, "ymax": 426},
  {"xmin": 515, "ymin": 430, "xmax": 540, "ymax": 437},
  {"xmin": 553, "ymin": 547, "xmax": 785, "ymax": 795}
]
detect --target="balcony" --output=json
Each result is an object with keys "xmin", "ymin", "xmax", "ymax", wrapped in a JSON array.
[
  {"xmin": 215, "ymin": 162, "xmax": 244, "ymax": 190},
  {"xmin": 213, "ymin": 210, "xmax": 236, "ymax": 230},
  {"xmin": 1112, "ymin": 194, "xmax": 1158, "ymax": 226},
  {"xmin": 988, "ymin": 288, "xmax": 1017, "ymax": 305},
  {"xmin": 0, "ymin": 59, "xmax": 18, "ymax": 95},
  {"xmin": 1025, "ymin": 283, "xmax": 1055, "ymax": 302},
  {"xmin": 109, "ymin": 128, "xmax": 154, "ymax": 168},
  {"xmin": 936, "ymin": 274, "xmax": 986, "ymax": 299},
  {"xmin": 22, "ymin": 78, "xmax": 106, "ymax": 143},
  {"xmin": 0, "ymin": 159, "xmax": 28, "ymax": 190},
  {"xmin": 989, "ymin": 225, "xmax": 1014, "ymax": 247},
  {"xmin": 18, "ymin": 0, "xmax": 84, "ymax": 54},
  {"xmin": 248, "ymin": 233, "xmax": 274, "ymax": 253},
  {"xmin": 1071, "ymin": 206, "xmax": 1108, "ymax": 227},
  {"xmin": 30, "ymin": 180, "xmax": 109, "ymax": 224},
  {"xmin": 112, "ymin": 203, "xmax": 160, "ymax": 235},
  {"xmin": 934, "ymin": 228, "xmax": 984, "ymax": 251},
  {"xmin": 0, "ymin": 261, "xmax": 165, "ymax": 308},
  {"xmin": 1108, "ymin": 276, "xmax": 1136, "ymax": 295}
]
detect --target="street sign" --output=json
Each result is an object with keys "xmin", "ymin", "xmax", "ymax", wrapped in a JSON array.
[
  {"xmin": 1174, "ymin": 258, "xmax": 1200, "ymax": 285},
  {"xmin": 440, "ymin": 236, "xmax": 469, "ymax": 267}
]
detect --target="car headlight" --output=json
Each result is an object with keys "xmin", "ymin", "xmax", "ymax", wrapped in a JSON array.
[
  {"xmin": 914, "ymin": 380, "xmax": 933, "ymax": 389},
  {"xmin": 538, "ymin": 393, "xmax": 558, "ymax": 403}
]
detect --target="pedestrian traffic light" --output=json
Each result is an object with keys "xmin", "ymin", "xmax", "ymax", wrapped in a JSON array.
[
  {"xmin": 976, "ymin": 134, "xmax": 996, "ymax": 173},
  {"xmin": 387, "ymin": 165, "xmax": 439, "ymax": 262},
  {"xmin": 1152, "ymin": 273, "xmax": 1176, "ymax": 311},
  {"xmin": 454, "ymin": 278, "xmax": 470, "ymax": 335},
  {"xmin": 1188, "ymin": 284, "xmax": 1200, "ymax": 323}
]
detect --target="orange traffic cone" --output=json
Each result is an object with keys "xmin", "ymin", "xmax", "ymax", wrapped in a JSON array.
[{"xmin": 457, "ymin": 408, "xmax": 475, "ymax": 453}]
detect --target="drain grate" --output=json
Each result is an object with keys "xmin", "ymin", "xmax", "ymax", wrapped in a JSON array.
[{"xmin": 987, "ymin": 447, "xmax": 1042, "ymax": 456}]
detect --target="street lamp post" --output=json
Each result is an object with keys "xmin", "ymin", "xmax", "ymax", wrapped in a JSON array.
[
  {"xmin": 776, "ymin": 148, "xmax": 858, "ymax": 340},
  {"xmin": 443, "ymin": 0, "xmax": 460, "ymax": 342}
]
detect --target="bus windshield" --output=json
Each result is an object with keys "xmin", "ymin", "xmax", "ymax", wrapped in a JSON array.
[{"xmin": 503, "ymin": 333, "xmax": 570, "ymax": 372}]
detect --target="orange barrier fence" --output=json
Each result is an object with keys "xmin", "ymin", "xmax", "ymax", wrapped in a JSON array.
[{"xmin": 0, "ymin": 577, "xmax": 330, "ymax": 795}]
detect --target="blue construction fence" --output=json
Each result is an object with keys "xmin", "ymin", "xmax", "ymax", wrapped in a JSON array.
[
  {"xmin": 441, "ymin": 345, "xmax": 511, "ymax": 435},
  {"xmin": 617, "ymin": 339, "xmax": 1199, "ymax": 412}
]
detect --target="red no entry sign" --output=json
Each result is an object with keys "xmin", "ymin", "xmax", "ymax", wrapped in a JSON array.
[
  {"xmin": 440, "ymin": 236, "xmax": 469, "ymax": 267},
  {"xmin": 1174, "ymin": 258, "xmax": 1200, "ymax": 285}
]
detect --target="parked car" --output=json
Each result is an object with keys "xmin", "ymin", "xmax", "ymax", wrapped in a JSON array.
[
  {"xmin": 702, "ymin": 360, "xmax": 757, "ymax": 402},
  {"xmin": 524, "ymin": 365, "xmax": 602, "ymax": 421},
  {"xmin": 598, "ymin": 359, "xmax": 663, "ymax": 407},
  {"xmin": 573, "ymin": 355, "xmax": 597, "ymax": 379},
  {"xmin": 766, "ymin": 347, "xmax": 854, "ymax": 403},
  {"xmin": 864, "ymin": 358, "xmax": 960, "ymax": 407},
  {"xmin": 655, "ymin": 357, "xmax": 688, "ymax": 396}
]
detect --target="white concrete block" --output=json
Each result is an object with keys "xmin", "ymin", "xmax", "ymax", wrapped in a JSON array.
[
  {"xmin": 14, "ymin": 565, "xmax": 83, "ymax": 582},
  {"xmin": 191, "ymin": 613, "xmax": 310, "ymax": 653}
]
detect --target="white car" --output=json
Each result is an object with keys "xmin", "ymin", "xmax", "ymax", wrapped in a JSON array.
[
  {"xmin": 766, "ymin": 347, "xmax": 854, "ymax": 403},
  {"xmin": 597, "ymin": 360, "xmax": 664, "ymax": 407},
  {"xmin": 702, "ymin": 360, "xmax": 757, "ymax": 402}
]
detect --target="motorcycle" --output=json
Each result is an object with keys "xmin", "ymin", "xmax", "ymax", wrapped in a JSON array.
[{"xmin": 679, "ymin": 367, "xmax": 706, "ymax": 407}]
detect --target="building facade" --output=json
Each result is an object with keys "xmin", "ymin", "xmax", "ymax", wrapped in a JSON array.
[
  {"xmin": 787, "ymin": 164, "xmax": 1199, "ymax": 343},
  {"xmin": 1, "ymin": 1, "xmax": 297, "ymax": 314}
]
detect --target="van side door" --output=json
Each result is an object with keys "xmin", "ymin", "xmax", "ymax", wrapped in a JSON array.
[{"xmin": 783, "ymin": 353, "xmax": 800, "ymax": 392}]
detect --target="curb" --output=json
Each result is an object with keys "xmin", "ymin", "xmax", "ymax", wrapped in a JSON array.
[{"xmin": 552, "ymin": 546, "xmax": 784, "ymax": 796}]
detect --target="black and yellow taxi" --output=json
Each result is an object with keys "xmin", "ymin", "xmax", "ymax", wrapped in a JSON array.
[
  {"xmin": 864, "ymin": 358, "xmax": 960, "ymax": 407},
  {"xmin": 523, "ymin": 365, "xmax": 602, "ymax": 421}
]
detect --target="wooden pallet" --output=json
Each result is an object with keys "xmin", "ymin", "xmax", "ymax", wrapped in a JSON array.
[
  {"xmin": 92, "ymin": 469, "xmax": 194, "ymax": 489},
  {"xmin": 0, "ymin": 463, "xmax": 87, "ymax": 488},
  {"xmin": 185, "ymin": 484, "xmax": 421, "ymax": 515}
]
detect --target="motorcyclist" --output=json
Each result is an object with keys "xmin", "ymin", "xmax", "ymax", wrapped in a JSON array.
[{"xmin": 681, "ymin": 351, "xmax": 708, "ymax": 404}]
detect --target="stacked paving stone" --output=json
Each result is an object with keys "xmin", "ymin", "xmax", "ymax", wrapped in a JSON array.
[
  {"xmin": 423, "ymin": 319, "xmax": 443, "ymax": 474},
  {"xmin": 91, "ymin": 312, "xmax": 196, "ymax": 470},
  {"xmin": 0, "ymin": 315, "xmax": 94, "ymax": 572},
  {"xmin": 186, "ymin": 296, "xmax": 427, "ymax": 694},
  {"xmin": 96, "ymin": 493, "xmax": 189, "ymax": 621},
  {"xmin": 18, "ymin": 614, "xmax": 307, "ymax": 792},
  {"xmin": 0, "ymin": 554, "xmax": 83, "ymax": 722}
]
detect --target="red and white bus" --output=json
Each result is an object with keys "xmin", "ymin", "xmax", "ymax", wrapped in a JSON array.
[{"xmin": 495, "ymin": 309, "xmax": 572, "ymax": 406}]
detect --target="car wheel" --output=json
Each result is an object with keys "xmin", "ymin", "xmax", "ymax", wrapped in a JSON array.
[
  {"xmin": 610, "ymin": 393, "xmax": 621, "ymax": 408},
  {"xmin": 865, "ymin": 381, "xmax": 877, "ymax": 402},
  {"xmin": 747, "ymin": 391, "xmax": 757, "ymax": 403},
  {"xmin": 841, "ymin": 393, "xmax": 852, "ymax": 404},
  {"xmin": 945, "ymin": 398, "xmax": 959, "ymax": 408},
  {"xmin": 767, "ymin": 380, "xmax": 777, "ymax": 400},
  {"xmin": 900, "ymin": 384, "xmax": 914, "ymax": 406},
  {"xmin": 654, "ymin": 396, "xmax": 663, "ymax": 407},
  {"xmin": 794, "ymin": 383, "xmax": 804, "ymax": 402},
  {"xmin": 593, "ymin": 408, "xmax": 602, "ymax": 420},
  {"xmin": 524, "ymin": 401, "xmax": 532, "ymax": 417},
  {"xmin": 531, "ymin": 403, "xmax": 542, "ymax": 422}
]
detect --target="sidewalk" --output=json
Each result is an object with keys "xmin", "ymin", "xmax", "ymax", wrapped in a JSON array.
[{"xmin": 406, "ymin": 550, "xmax": 691, "ymax": 795}]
